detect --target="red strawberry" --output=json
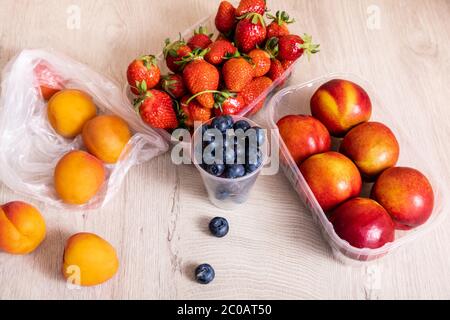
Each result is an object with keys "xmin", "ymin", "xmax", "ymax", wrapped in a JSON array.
[
  {"xmin": 127, "ymin": 55, "xmax": 161, "ymax": 95},
  {"xmin": 267, "ymin": 58, "xmax": 285, "ymax": 81},
  {"xmin": 180, "ymin": 96, "xmax": 212, "ymax": 127},
  {"xmin": 241, "ymin": 76, "xmax": 273, "ymax": 115},
  {"xmin": 215, "ymin": 1, "xmax": 237, "ymax": 35},
  {"xmin": 266, "ymin": 11, "xmax": 294, "ymax": 39},
  {"xmin": 236, "ymin": 0, "xmax": 266, "ymax": 17},
  {"xmin": 278, "ymin": 34, "xmax": 320, "ymax": 61},
  {"xmin": 188, "ymin": 26, "xmax": 213, "ymax": 50},
  {"xmin": 222, "ymin": 57, "xmax": 254, "ymax": 92},
  {"xmin": 248, "ymin": 48, "xmax": 271, "ymax": 77},
  {"xmin": 235, "ymin": 13, "xmax": 266, "ymax": 53},
  {"xmin": 34, "ymin": 62, "xmax": 64, "ymax": 100},
  {"xmin": 164, "ymin": 39, "xmax": 192, "ymax": 73},
  {"xmin": 134, "ymin": 90, "xmax": 178, "ymax": 129},
  {"xmin": 182, "ymin": 50, "xmax": 220, "ymax": 109},
  {"xmin": 161, "ymin": 74, "xmax": 186, "ymax": 99},
  {"xmin": 204, "ymin": 40, "xmax": 237, "ymax": 65},
  {"xmin": 281, "ymin": 59, "xmax": 295, "ymax": 70},
  {"xmin": 214, "ymin": 92, "xmax": 246, "ymax": 116}
]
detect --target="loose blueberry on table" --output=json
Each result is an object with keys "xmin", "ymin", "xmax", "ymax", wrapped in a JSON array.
[
  {"xmin": 195, "ymin": 264, "xmax": 215, "ymax": 285},
  {"xmin": 209, "ymin": 217, "xmax": 229, "ymax": 238},
  {"xmin": 200, "ymin": 116, "xmax": 265, "ymax": 180}
]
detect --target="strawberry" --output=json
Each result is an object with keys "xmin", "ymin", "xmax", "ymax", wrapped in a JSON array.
[
  {"xmin": 134, "ymin": 90, "xmax": 178, "ymax": 129},
  {"xmin": 267, "ymin": 58, "xmax": 285, "ymax": 81},
  {"xmin": 182, "ymin": 49, "xmax": 220, "ymax": 109},
  {"xmin": 277, "ymin": 34, "xmax": 320, "ymax": 61},
  {"xmin": 235, "ymin": 13, "xmax": 266, "ymax": 53},
  {"xmin": 204, "ymin": 40, "xmax": 237, "ymax": 65},
  {"xmin": 34, "ymin": 62, "xmax": 64, "ymax": 100},
  {"xmin": 236, "ymin": 0, "xmax": 266, "ymax": 17},
  {"xmin": 215, "ymin": 1, "xmax": 237, "ymax": 35},
  {"xmin": 127, "ymin": 55, "xmax": 161, "ymax": 95},
  {"xmin": 281, "ymin": 59, "xmax": 295, "ymax": 70},
  {"xmin": 164, "ymin": 39, "xmax": 192, "ymax": 73},
  {"xmin": 180, "ymin": 96, "xmax": 212, "ymax": 127},
  {"xmin": 241, "ymin": 76, "xmax": 273, "ymax": 115},
  {"xmin": 188, "ymin": 26, "xmax": 213, "ymax": 50},
  {"xmin": 214, "ymin": 92, "xmax": 246, "ymax": 116},
  {"xmin": 161, "ymin": 74, "xmax": 186, "ymax": 99},
  {"xmin": 222, "ymin": 57, "xmax": 254, "ymax": 92},
  {"xmin": 266, "ymin": 11, "xmax": 294, "ymax": 39},
  {"xmin": 248, "ymin": 48, "xmax": 271, "ymax": 77}
]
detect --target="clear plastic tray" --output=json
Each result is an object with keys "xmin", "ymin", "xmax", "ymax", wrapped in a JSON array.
[
  {"xmin": 266, "ymin": 73, "xmax": 447, "ymax": 264},
  {"xmin": 123, "ymin": 8, "xmax": 299, "ymax": 143}
]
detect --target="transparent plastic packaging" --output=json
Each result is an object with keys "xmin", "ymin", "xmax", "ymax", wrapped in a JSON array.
[
  {"xmin": 124, "ymin": 12, "xmax": 299, "ymax": 143},
  {"xmin": 0, "ymin": 49, "xmax": 169, "ymax": 210},
  {"xmin": 192, "ymin": 116, "xmax": 267, "ymax": 211},
  {"xmin": 266, "ymin": 73, "xmax": 447, "ymax": 264}
]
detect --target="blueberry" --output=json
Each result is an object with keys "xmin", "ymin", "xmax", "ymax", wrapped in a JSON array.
[
  {"xmin": 225, "ymin": 164, "xmax": 246, "ymax": 179},
  {"xmin": 233, "ymin": 120, "xmax": 251, "ymax": 132},
  {"xmin": 209, "ymin": 217, "xmax": 229, "ymax": 238},
  {"xmin": 245, "ymin": 152, "xmax": 263, "ymax": 173},
  {"xmin": 250, "ymin": 126, "xmax": 266, "ymax": 146},
  {"xmin": 206, "ymin": 163, "xmax": 225, "ymax": 176},
  {"xmin": 211, "ymin": 116, "xmax": 233, "ymax": 133},
  {"xmin": 215, "ymin": 186, "xmax": 230, "ymax": 200},
  {"xmin": 195, "ymin": 264, "xmax": 215, "ymax": 285}
]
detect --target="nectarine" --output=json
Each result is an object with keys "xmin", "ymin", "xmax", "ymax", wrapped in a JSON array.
[
  {"xmin": 340, "ymin": 122, "xmax": 399, "ymax": 180},
  {"xmin": 47, "ymin": 89, "xmax": 97, "ymax": 138},
  {"xmin": 310, "ymin": 79, "xmax": 372, "ymax": 137},
  {"xmin": 371, "ymin": 167, "xmax": 434, "ymax": 230},
  {"xmin": 330, "ymin": 198, "xmax": 395, "ymax": 249},
  {"xmin": 0, "ymin": 201, "xmax": 46, "ymax": 255},
  {"xmin": 299, "ymin": 152, "xmax": 362, "ymax": 212},
  {"xmin": 62, "ymin": 233, "xmax": 119, "ymax": 286},
  {"xmin": 54, "ymin": 150, "xmax": 106, "ymax": 205},
  {"xmin": 82, "ymin": 115, "xmax": 131, "ymax": 164},
  {"xmin": 277, "ymin": 115, "xmax": 331, "ymax": 165}
]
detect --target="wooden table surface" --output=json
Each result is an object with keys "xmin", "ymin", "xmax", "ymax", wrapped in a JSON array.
[{"xmin": 1, "ymin": 0, "xmax": 450, "ymax": 300}]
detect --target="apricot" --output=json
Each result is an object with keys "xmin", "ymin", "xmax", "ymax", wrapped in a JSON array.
[
  {"xmin": 82, "ymin": 115, "xmax": 131, "ymax": 164},
  {"xmin": 54, "ymin": 150, "xmax": 106, "ymax": 205},
  {"xmin": 62, "ymin": 233, "xmax": 119, "ymax": 287},
  {"xmin": 48, "ymin": 89, "xmax": 97, "ymax": 138},
  {"xmin": 0, "ymin": 201, "xmax": 46, "ymax": 254}
]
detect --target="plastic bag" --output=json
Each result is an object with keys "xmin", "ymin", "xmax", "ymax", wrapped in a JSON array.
[{"xmin": 0, "ymin": 49, "xmax": 169, "ymax": 210}]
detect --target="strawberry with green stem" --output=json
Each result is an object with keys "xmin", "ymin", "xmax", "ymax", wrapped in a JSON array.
[
  {"xmin": 248, "ymin": 48, "xmax": 271, "ymax": 77},
  {"xmin": 161, "ymin": 74, "xmax": 186, "ymax": 99},
  {"xmin": 278, "ymin": 34, "xmax": 320, "ymax": 61},
  {"xmin": 179, "ymin": 48, "xmax": 220, "ymax": 109},
  {"xmin": 266, "ymin": 11, "xmax": 295, "ymax": 39},
  {"xmin": 127, "ymin": 55, "xmax": 161, "ymax": 95},
  {"xmin": 164, "ymin": 38, "xmax": 193, "ymax": 73},
  {"xmin": 235, "ymin": 13, "xmax": 267, "ymax": 53},
  {"xmin": 186, "ymin": 90, "xmax": 245, "ymax": 116},
  {"xmin": 205, "ymin": 39, "xmax": 237, "ymax": 65},
  {"xmin": 188, "ymin": 26, "xmax": 213, "ymax": 50},
  {"xmin": 180, "ymin": 96, "xmax": 212, "ymax": 127},
  {"xmin": 134, "ymin": 90, "xmax": 179, "ymax": 129}
]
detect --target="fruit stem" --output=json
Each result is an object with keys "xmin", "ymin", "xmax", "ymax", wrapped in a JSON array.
[
  {"xmin": 186, "ymin": 90, "xmax": 234, "ymax": 105},
  {"xmin": 299, "ymin": 34, "xmax": 320, "ymax": 61}
]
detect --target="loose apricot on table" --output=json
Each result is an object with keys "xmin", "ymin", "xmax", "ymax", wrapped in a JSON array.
[
  {"xmin": 62, "ymin": 233, "xmax": 119, "ymax": 286},
  {"xmin": 0, "ymin": 201, "xmax": 46, "ymax": 255}
]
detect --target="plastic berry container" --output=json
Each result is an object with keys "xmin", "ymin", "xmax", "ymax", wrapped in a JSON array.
[
  {"xmin": 265, "ymin": 73, "xmax": 447, "ymax": 264},
  {"xmin": 192, "ymin": 116, "xmax": 267, "ymax": 211},
  {"xmin": 123, "ymin": 4, "xmax": 300, "ymax": 143}
]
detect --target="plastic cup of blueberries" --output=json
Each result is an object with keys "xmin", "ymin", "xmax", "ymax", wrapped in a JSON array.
[{"xmin": 192, "ymin": 115, "xmax": 267, "ymax": 211}]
